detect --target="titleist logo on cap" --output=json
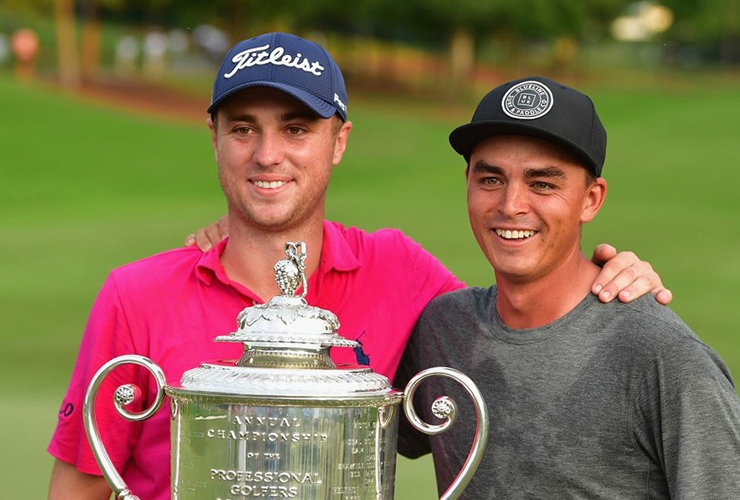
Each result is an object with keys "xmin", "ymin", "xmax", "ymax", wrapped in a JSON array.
[{"xmin": 223, "ymin": 44, "xmax": 326, "ymax": 79}]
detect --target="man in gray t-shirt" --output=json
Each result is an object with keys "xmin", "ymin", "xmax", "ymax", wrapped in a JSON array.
[{"xmin": 395, "ymin": 76, "xmax": 740, "ymax": 499}]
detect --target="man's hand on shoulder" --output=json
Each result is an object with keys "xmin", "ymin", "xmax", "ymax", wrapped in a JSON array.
[
  {"xmin": 591, "ymin": 243, "xmax": 673, "ymax": 305},
  {"xmin": 185, "ymin": 214, "xmax": 229, "ymax": 252}
]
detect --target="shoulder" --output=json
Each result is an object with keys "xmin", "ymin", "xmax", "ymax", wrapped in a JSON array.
[
  {"xmin": 111, "ymin": 245, "xmax": 204, "ymax": 275},
  {"xmin": 595, "ymin": 295, "xmax": 734, "ymax": 383},
  {"xmin": 426, "ymin": 286, "xmax": 493, "ymax": 310},
  {"xmin": 327, "ymin": 221, "xmax": 427, "ymax": 254},
  {"xmin": 598, "ymin": 295, "xmax": 695, "ymax": 344},
  {"xmin": 325, "ymin": 221, "xmax": 460, "ymax": 285},
  {"xmin": 418, "ymin": 286, "xmax": 494, "ymax": 327},
  {"xmin": 104, "ymin": 245, "xmax": 206, "ymax": 291},
  {"xmin": 399, "ymin": 287, "xmax": 495, "ymax": 378},
  {"xmin": 585, "ymin": 294, "xmax": 702, "ymax": 355},
  {"xmin": 613, "ymin": 294, "xmax": 685, "ymax": 325}
]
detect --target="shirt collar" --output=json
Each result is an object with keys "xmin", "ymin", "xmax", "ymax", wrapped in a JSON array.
[
  {"xmin": 195, "ymin": 220, "xmax": 361, "ymax": 287},
  {"xmin": 194, "ymin": 238, "xmax": 229, "ymax": 286},
  {"xmin": 319, "ymin": 220, "xmax": 361, "ymax": 273}
]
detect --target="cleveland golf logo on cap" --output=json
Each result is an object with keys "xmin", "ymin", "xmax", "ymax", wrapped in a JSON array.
[
  {"xmin": 501, "ymin": 80, "xmax": 554, "ymax": 120},
  {"xmin": 223, "ymin": 43, "xmax": 326, "ymax": 79}
]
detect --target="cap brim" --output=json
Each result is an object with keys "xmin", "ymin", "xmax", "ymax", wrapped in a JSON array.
[
  {"xmin": 449, "ymin": 120, "xmax": 597, "ymax": 172},
  {"xmin": 207, "ymin": 81, "xmax": 338, "ymax": 119}
]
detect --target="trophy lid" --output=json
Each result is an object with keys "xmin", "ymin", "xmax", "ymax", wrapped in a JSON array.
[{"xmin": 176, "ymin": 242, "xmax": 394, "ymax": 398}]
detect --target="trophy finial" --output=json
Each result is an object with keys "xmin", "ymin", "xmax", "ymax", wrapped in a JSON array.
[
  {"xmin": 274, "ymin": 242, "xmax": 308, "ymax": 298},
  {"xmin": 218, "ymin": 240, "xmax": 356, "ymax": 368}
]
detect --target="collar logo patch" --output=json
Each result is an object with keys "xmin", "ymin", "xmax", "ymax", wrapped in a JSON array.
[{"xmin": 501, "ymin": 80, "xmax": 554, "ymax": 120}]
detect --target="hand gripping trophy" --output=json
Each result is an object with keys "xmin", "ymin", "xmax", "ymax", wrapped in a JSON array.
[{"xmin": 84, "ymin": 242, "xmax": 488, "ymax": 500}]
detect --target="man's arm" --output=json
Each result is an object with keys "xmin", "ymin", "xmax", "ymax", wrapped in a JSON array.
[
  {"xmin": 48, "ymin": 459, "xmax": 111, "ymax": 500},
  {"xmin": 184, "ymin": 216, "xmax": 673, "ymax": 305}
]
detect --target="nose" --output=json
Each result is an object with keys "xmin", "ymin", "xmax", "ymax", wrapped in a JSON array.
[
  {"xmin": 253, "ymin": 130, "xmax": 285, "ymax": 167},
  {"xmin": 499, "ymin": 182, "xmax": 529, "ymax": 217}
]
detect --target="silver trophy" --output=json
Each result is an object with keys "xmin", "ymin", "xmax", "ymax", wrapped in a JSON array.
[{"xmin": 84, "ymin": 242, "xmax": 488, "ymax": 500}]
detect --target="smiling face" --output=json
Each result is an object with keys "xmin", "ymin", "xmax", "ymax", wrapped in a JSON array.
[
  {"xmin": 465, "ymin": 135, "xmax": 606, "ymax": 286},
  {"xmin": 210, "ymin": 87, "xmax": 351, "ymax": 234}
]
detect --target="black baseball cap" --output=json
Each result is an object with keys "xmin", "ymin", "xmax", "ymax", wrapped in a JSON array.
[
  {"xmin": 208, "ymin": 32, "xmax": 348, "ymax": 121},
  {"xmin": 449, "ymin": 76, "xmax": 607, "ymax": 176}
]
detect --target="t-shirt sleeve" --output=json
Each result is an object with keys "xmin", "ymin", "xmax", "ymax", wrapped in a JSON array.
[
  {"xmin": 634, "ymin": 335, "xmax": 740, "ymax": 498},
  {"xmin": 47, "ymin": 272, "xmax": 146, "ymax": 475}
]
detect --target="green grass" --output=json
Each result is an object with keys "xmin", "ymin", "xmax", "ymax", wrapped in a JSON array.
[{"xmin": 1, "ymin": 72, "xmax": 739, "ymax": 498}]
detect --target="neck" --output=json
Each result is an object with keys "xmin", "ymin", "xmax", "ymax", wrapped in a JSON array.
[
  {"xmin": 220, "ymin": 219, "xmax": 325, "ymax": 303},
  {"xmin": 495, "ymin": 252, "xmax": 600, "ymax": 329}
]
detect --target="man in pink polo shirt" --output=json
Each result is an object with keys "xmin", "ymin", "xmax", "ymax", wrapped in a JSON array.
[{"xmin": 47, "ymin": 32, "xmax": 670, "ymax": 500}]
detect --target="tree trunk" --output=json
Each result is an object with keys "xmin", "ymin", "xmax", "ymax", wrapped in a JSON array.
[
  {"xmin": 80, "ymin": 0, "xmax": 102, "ymax": 83},
  {"xmin": 448, "ymin": 27, "xmax": 474, "ymax": 99},
  {"xmin": 54, "ymin": 0, "xmax": 80, "ymax": 87}
]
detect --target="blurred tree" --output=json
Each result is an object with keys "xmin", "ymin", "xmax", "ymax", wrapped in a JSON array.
[
  {"xmin": 661, "ymin": 0, "xmax": 740, "ymax": 67},
  {"xmin": 10, "ymin": 0, "xmax": 738, "ymax": 87},
  {"xmin": 369, "ymin": 0, "xmax": 600, "ymax": 95},
  {"xmin": 54, "ymin": 0, "xmax": 80, "ymax": 86},
  {"xmin": 719, "ymin": 0, "xmax": 740, "ymax": 66},
  {"xmin": 7, "ymin": 0, "xmax": 123, "ymax": 85},
  {"xmin": 80, "ymin": 0, "xmax": 102, "ymax": 81}
]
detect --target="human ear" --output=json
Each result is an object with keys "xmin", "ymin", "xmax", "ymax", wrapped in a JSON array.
[
  {"xmin": 581, "ymin": 177, "xmax": 607, "ymax": 223},
  {"xmin": 332, "ymin": 120, "xmax": 353, "ymax": 165},
  {"xmin": 207, "ymin": 116, "xmax": 219, "ymax": 161}
]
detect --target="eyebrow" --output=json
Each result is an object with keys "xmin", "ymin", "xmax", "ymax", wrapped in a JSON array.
[
  {"xmin": 471, "ymin": 161, "xmax": 567, "ymax": 179},
  {"xmin": 471, "ymin": 161, "xmax": 504, "ymax": 175},
  {"xmin": 523, "ymin": 166, "xmax": 567, "ymax": 179},
  {"xmin": 224, "ymin": 110, "xmax": 320, "ymax": 124}
]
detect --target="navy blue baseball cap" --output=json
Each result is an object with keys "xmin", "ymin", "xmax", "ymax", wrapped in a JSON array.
[
  {"xmin": 449, "ymin": 76, "xmax": 607, "ymax": 176},
  {"xmin": 208, "ymin": 32, "xmax": 348, "ymax": 121}
]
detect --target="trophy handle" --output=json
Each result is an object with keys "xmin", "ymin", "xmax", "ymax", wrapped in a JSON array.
[
  {"xmin": 83, "ymin": 355, "xmax": 167, "ymax": 500},
  {"xmin": 402, "ymin": 367, "xmax": 489, "ymax": 500}
]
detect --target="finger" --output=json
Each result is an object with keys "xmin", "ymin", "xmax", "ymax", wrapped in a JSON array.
[
  {"xmin": 204, "ymin": 223, "xmax": 222, "ymax": 246},
  {"xmin": 591, "ymin": 251, "xmax": 641, "ymax": 297},
  {"xmin": 599, "ymin": 269, "xmax": 661, "ymax": 304},
  {"xmin": 217, "ymin": 214, "xmax": 230, "ymax": 240},
  {"xmin": 184, "ymin": 234, "xmax": 196, "ymax": 247},
  {"xmin": 653, "ymin": 288, "xmax": 674, "ymax": 305},
  {"xmin": 591, "ymin": 243, "xmax": 617, "ymax": 267},
  {"xmin": 614, "ymin": 275, "xmax": 669, "ymax": 304},
  {"xmin": 193, "ymin": 229, "xmax": 213, "ymax": 252}
]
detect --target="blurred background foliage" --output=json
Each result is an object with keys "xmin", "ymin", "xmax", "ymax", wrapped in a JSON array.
[{"xmin": 0, "ymin": 0, "xmax": 738, "ymax": 99}]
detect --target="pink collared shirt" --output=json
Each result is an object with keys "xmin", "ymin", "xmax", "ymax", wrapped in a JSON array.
[{"xmin": 48, "ymin": 220, "xmax": 463, "ymax": 500}]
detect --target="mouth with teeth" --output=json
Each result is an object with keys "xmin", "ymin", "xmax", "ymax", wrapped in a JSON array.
[
  {"xmin": 495, "ymin": 229, "xmax": 536, "ymax": 240},
  {"xmin": 252, "ymin": 180, "xmax": 288, "ymax": 189}
]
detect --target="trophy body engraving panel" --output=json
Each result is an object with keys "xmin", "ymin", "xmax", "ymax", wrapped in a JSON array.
[{"xmin": 170, "ymin": 396, "xmax": 398, "ymax": 499}]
